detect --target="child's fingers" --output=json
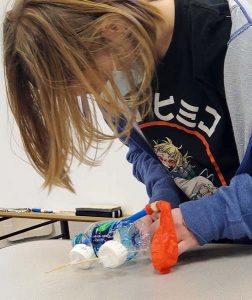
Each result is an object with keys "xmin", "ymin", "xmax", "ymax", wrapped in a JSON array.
[
  {"xmin": 140, "ymin": 215, "xmax": 154, "ymax": 226},
  {"xmin": 151, "ymin": 211, "xmax": 160, "ymax": 221},
  {"xmin": 177, "ymin": 240, "xmax": 191, "ymax": 255},
  {"xmin": 178, "ymin": 237, "xmax": 199, "ymax": 255}
]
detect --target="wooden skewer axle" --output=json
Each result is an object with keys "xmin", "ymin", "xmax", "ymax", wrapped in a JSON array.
[{"xmin": 46, "ymin": 257, "xmax": 100, "ymax": 273}]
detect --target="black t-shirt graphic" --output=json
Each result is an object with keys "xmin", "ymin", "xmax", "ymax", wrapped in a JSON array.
[{"xmin": 138, "ymin": 0, "xmax": 240, "ymax": 200}]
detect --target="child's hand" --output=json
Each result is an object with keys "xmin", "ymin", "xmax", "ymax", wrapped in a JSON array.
[
  {"xmin": 171, "ymin": 208, "xmax": 199, "ymax": 255},
  {"xmin": 150, "ymin": 208, "xmax": 199, "ymax": 255}
]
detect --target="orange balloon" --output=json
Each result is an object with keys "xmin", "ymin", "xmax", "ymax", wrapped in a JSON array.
[{"xmin": 150, "ymin": 201, "xmax": 178, "ymax": 274}]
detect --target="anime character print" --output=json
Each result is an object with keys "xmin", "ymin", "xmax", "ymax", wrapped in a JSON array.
[{"xmin": 153, "ymin": 138, "xmax": 217, "ymax": 200}]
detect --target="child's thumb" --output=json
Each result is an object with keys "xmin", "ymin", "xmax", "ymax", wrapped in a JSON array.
[{"xmin": 178, "ymin": 240, "xmax": 192, "ymax": 256}]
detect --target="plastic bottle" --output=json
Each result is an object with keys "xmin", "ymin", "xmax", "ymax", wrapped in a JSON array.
[{"xmin": 70, "ymin": 219, "xmax": 151, "ymax": 269}]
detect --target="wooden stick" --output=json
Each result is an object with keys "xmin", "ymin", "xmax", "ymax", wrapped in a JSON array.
[{"xmin": 46, "ymin": 257, "xmax": 100, "ymax": 273}]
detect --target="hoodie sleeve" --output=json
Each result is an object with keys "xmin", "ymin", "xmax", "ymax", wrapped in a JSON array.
[
  {"xmin": 126, "ymin": 140, "xmax": 188, "ymax": 208},
  {"xmin": 180, "ymin": 173, "xmax": 252, "ymax": 245},
  {"xmin": 180, "ymin": 0, "xmax": 252, "ymax": 246}
]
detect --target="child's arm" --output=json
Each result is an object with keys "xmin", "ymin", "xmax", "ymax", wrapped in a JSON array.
[
  {"xmin": 179, "ymin": 173, "xmax": 252, "ymax": 245},
  {"xmin": 126, "ymin": 137, "xmax": 188, "ymax": 207},
  {"xmin": 150, "ymin": 208, "xmax": 199, "ymax": 255}
]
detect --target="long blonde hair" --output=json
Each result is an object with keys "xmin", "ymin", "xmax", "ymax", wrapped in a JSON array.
[{"xmin": 3, "ymin": 0, "xmax": 162, "ymax": 191}]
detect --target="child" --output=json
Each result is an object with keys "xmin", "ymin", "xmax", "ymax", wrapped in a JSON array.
[
  {"xmin": 172, "ymin": 0, "xmax": 252, "ymax": 254},
  {"xmin": 3, "ymin": 0, "xmax": 252, "ymax": 254}
]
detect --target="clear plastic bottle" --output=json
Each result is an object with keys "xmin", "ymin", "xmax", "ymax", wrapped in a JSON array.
[{"xmin": 71, "ymin": 219, "xmax": 151, "ymax": 269}]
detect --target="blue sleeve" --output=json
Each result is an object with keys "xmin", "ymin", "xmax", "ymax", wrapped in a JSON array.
[
  {"xmin": 180, "ymin": 173, "xmax": 252, "ymax": 245},
  {"xmin": 126, "ymin": 141, "xmax": 188, "ymax": 208}
]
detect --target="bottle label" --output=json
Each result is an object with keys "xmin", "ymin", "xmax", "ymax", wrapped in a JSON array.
[{"xmin": 91, "ymin": 221, "xmax": 118, "ymax": 256}]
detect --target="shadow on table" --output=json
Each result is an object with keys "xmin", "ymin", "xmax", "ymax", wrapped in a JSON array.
[{"xmin": 178, "ymin": 242, "xmax": 252, "ymax": 267}]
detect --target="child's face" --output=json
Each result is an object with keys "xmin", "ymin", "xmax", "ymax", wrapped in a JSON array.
[
  {"xmin": 70, "ymin": 54, "xmax": 114, "ymax": 97},
  {"xmin": 71, "ymin": 52, "xmax": 137, "ymax": 98},
  {"xmin": 71, "ymin": 22, "xmax": 136, "ymax": 97}
]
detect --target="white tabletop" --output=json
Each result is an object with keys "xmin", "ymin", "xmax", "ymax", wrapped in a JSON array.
[{"xmin": 1, "ymin": 240, "xmax": 252, "ymax": 300}]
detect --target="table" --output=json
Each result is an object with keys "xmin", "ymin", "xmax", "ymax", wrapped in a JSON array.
[
  {"xmin": 1, "ymin": 240, "xmax": 252, "ymax": 300},
  {"xmin": 0, "ymin": 211, "xmax": 117, "ymax": 240}
]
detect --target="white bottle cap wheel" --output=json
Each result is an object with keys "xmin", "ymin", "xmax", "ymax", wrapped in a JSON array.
[
  {"xmin": 98, "ymin": 240, "xmax": 128, "ymax": 268},
  {"xmin": 70, "ymin": 244, "xmax": 96, "ymax": 269}
]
